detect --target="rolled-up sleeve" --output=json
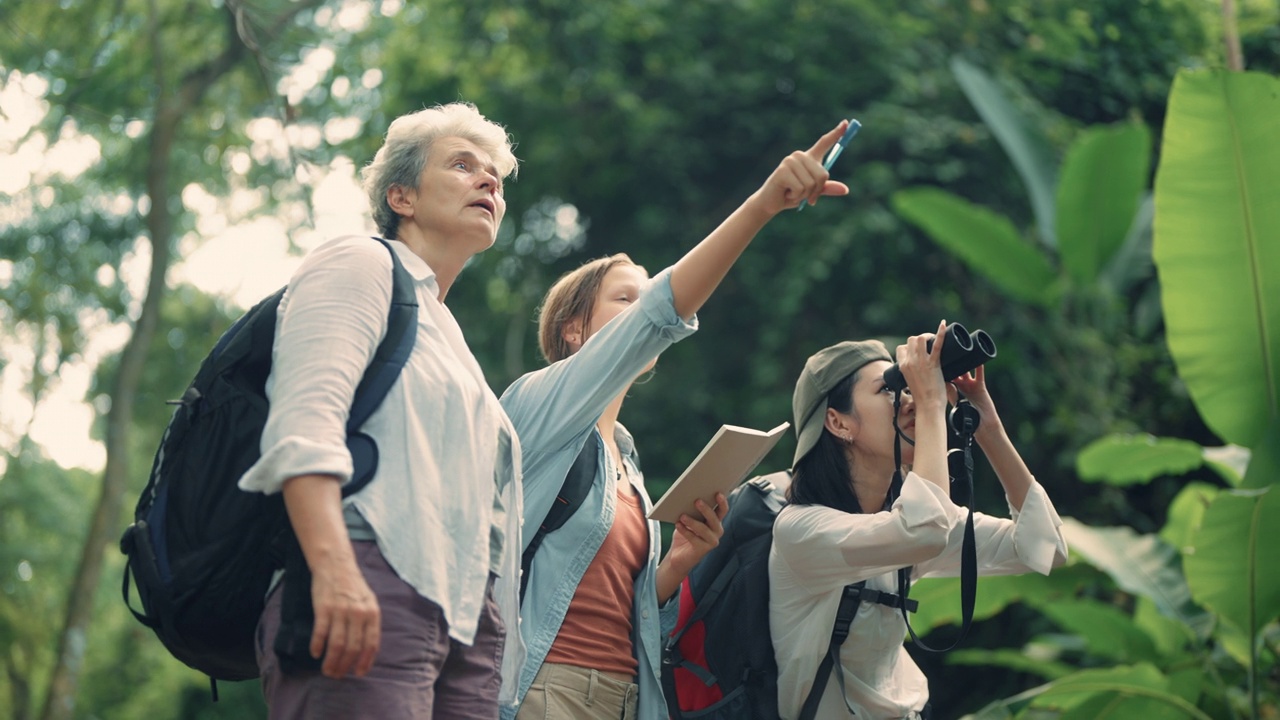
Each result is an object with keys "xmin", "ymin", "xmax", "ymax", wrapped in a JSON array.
[
  {"xmin": 917, "ymin": 478, "xmax": 1067, "ymax": 579},
  {"xmin": 773, "ymin": 473, "xmax": 966, "ymax": 593},
  {"xmin": 238, "ymin": 240, "xmax": 391, "ymax": 494},
  {"xmin": 501, "ymin": 267, "xmax": 697, "ymax": 461}
]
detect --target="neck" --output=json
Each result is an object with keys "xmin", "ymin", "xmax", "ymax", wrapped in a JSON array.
[
  {"xmin": 394, "ymin": 227, "xmax": 470, "ymax": 300},
  {"xmin": 849, "ymin": 450, "xmax": 895, "ymax": 512}
]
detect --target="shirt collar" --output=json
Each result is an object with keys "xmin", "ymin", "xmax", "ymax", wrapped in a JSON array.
[{"xmin": 386, "ymin": 237, "xmax": 440, "ymax": 296}]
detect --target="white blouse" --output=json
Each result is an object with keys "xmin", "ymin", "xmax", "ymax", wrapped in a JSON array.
[
  {"xmin": 769, "ymin": 472, "xmax": 1067, "ymax": 719},
  {"xmin": 238, "ymin": 236, "xmax": 523, "ymax": 667}
]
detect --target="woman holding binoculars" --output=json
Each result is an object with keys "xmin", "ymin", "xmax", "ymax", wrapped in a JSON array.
[{"xmin": 769, "ymin": 321, "xmax": 1069, "ymax": 720}]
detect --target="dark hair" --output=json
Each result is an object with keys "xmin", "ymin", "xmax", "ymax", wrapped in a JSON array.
[{"xmin": 787, "ymin": 370, "xmax": 865, "ymax": 514}]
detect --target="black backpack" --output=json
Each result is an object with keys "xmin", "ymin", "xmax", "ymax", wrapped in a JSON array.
[
  {"xmin": 661, "ymin": 472, "xmax": 917, "ymax": 720},
  {"xmin": 119, "ymin": 236, "xmax": 418, "ymax": 684}
]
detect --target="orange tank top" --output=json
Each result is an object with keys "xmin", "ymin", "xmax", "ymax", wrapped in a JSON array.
[{"xmin": 544, "ymin": 482, "xmax": 649, "ymax": 677}]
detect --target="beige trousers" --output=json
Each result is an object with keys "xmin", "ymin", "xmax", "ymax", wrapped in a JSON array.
[{"xmin": 515, "ymin": 662, "xmax": 638, "ymax": 720}]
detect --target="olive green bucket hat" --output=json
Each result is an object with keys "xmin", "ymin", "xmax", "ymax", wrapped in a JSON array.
[{"xmin": 791, "ymin": 339, "xmax": 892, "ymax": 467}]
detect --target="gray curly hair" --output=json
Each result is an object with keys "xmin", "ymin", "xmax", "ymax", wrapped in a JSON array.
[{"xmin": 361, "ymin": 102, "xmax": 518, "ymax": 239}]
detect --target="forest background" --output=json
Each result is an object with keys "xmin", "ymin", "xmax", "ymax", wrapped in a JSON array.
[{"xmin": 1, "ymin": 0, "xmax": 1278, "ymax": 718}]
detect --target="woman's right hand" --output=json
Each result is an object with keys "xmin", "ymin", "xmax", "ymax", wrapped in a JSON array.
[
  {"xmin": 895, "ymin": 319, "xmax": 949, "ymax": 410},
  {"xmin": 310, "ymin": 559, "xmax": 382, "ymax": 679}
]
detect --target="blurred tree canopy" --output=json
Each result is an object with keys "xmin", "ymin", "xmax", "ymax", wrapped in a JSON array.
[{"xmin": 1, "ymin": 0, "xmax": 1276, "ymax": 717}]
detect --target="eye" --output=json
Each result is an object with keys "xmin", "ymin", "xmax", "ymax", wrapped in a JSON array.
[{"xmin": 452, "ymin": 159, "xmax": 469, "ymax": 171}]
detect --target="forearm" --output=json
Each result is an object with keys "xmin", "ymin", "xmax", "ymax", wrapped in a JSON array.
[
  {"xmin": 668, "ymin": 194, "xmax": 774, "ymax": 319},
  {"xmin": 912, "ymin": 400, "xmax": 950, "ymax": 494},
  {"xmin": 655, "ymin": 555, "xmax": 686, "ymax": 605},
  {"xmin": 282, "ymin": 474, "xmax": 357, "ymax": 576},
  {"xmin": 975, "ymin": 422, "xmax": 1032, "ymax": 511}
]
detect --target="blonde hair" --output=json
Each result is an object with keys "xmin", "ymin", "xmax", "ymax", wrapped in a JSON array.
[
  {"xmin": 537, "ymin": 254, "xmax": 638, "ymax": 364},
  {"xmin": 360, "ymin": 102, "xmax": 518, "ymax": 239}
]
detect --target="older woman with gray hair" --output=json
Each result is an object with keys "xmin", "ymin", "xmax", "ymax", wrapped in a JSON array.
[{"xmin": 239, "ymin": 102, "xmax": 523, "ymax": 719}]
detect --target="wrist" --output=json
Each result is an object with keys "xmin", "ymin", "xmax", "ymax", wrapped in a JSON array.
[
  {"xmin": 659, "ymin": 552, "xmax": 693, "ymax": 580},
  {"xmin": 742, "ymin": 189, "xmax": 779, "ymax": 222}
]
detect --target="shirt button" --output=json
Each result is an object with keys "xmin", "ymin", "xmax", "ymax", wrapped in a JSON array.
[{"xmin": 641, "ymin": 610, "xmax": 649, "ymax": 619}]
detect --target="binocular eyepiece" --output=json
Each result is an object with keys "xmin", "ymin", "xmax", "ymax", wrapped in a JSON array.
[{"xmin": 882, "ymin": 322, "xmax": 996, "ymax": 392}]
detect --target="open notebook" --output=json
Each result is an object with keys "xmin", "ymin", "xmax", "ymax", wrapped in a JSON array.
[{"xmin": 648, "ymin": 422, "xmax": 790, "ymax": 523}]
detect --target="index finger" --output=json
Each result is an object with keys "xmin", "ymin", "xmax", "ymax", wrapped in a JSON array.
[
  {"xmin": 806, "ymin": 119, "xmax": 851, "ymax": 163},
  {"xmin": 930, "ymin": 320, "xmax": 948, "ymax": 361}
]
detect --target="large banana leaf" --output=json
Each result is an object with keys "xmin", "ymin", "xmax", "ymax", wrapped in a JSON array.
[
  {"xmin": 950, "ymin": 56, "xmax": 1059, "ymax": 248},
  {"xmin": 1075, "ymin": 433, "xmax": 1203, "ymax": 486},
  {"xmin": 1159, "ymin": 482, "xmax": 1219, "ymax": 552},
  {"xmin": 1038, "ymin": 598, "xmax": 1160, "ymax": 664},
  {"xmin": 1059, "ymin": 519, "xmax": 1204, "ymax": 632},
  {"xmin": 909, "ymin": 563, "xmax": 1095, "ymax": 632},
  {"xmin": 1241, "ymin": 417, "xmax": 1280, "ymax": 489},
  {"xmin": 1183, "ymin": 486, "xmax": 1280, "ymax": 637},
  {"xmin": 892, "ymin": 188, "xmax": 1059, "ymax": 306},
  {"xmin": 1056, "ymin": 123, "xmax": 1152, "ymax": 286},
  {"xmin": 1153, "ymin": 69, "xmax": 1280, "ymax": 449}
]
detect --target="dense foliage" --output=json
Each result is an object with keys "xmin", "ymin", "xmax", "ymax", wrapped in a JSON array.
[{"xmin": 1, "ymin": 0, "xmax": 1276, "ymax": 718}]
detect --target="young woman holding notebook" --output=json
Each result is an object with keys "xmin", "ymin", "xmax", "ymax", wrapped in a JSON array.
[{"xmin": 498, "ymin": 120, "xmax": 854, "ymax": 720}]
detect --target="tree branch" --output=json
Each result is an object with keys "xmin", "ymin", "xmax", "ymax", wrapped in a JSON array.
[{"xmin": 1222, "ymin": 0, "xmax": 1245, "ymax": 71}]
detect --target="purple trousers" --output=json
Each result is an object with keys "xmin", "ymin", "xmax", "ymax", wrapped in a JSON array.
[{"xmin": 255, "ymin": 540, "xmax": 505, "ymax": 719}]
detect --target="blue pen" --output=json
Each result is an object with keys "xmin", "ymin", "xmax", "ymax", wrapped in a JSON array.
[{"xmin": 798, "ymin": 118, "xmax": 862, "ymax": 211}]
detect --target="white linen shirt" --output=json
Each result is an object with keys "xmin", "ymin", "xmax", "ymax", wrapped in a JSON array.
[
  {"xmin": 237, "ymin": 236, "xmax": 525, "ymax": 700},
  {"xmin": 769, "ymin": 472, "xmax": 1067, "ymax": 720}
]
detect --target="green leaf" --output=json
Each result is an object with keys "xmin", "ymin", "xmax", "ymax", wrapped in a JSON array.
[
  {"xmin": 1159, "ymin": 482, "xmax": 1219, "ymax": 552},
  {"xmin": 1184, "ymin": 486, "xmax": 1280, "ymax": 637},
  {"xmin": 948, "ymin": 648, "xmax": 1076, "ymax": 681},
  {"xmin": 1032, "ymin": 664, "xmax": 1212, "ymax": 720},
  {"xmin": 1060, "ymin": 519, "xmax": 1203, "ymax": 633},
  {"xmin": 909, "ymin": 563, "xmax": 1096, "ymax": 632},
  {"xmin": 950, "ymin": 56, "xmax": 1059, "ymax": 248},
  {"xmin": 1241, "ymin": 417, "xmax": 1280, "ymax": 489},
  {"xmin": 1075, "ymin": 434, "xmax": 1204, "ymax": 486},
  {"xmin": 1056, "ymin": 123, "xmax": 1153, "ymax": 286},
  {"xmin": 1134, "ymin": 597, "xmax": 1194, "ymax": 657},
  {"xmin": 893, "ymin": 188, "xmax": 1059, "ymax": 306},
  {"xmin": 1153, "ymin": 69, "xmax": 1280, "ymax": 448},
  {"xmin": 1039, "ymin": 598, "xmax": 1160, "ymax": 664}
]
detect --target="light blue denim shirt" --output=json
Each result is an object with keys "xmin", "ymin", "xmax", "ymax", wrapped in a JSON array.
[{"xmin": 499, "ymin": 267, "xmax": 697, "ymax": 720}]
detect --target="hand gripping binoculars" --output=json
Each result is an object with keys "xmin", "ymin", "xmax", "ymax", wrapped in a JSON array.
[{"xmin": 882, "ymin": 322, "xmax": 996, "ymax": 392}]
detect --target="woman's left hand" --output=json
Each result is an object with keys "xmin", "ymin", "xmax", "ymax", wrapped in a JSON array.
[
  {"xmin": 665, "ymin": 493, "xmax": 729, "ymax": 577},
  {"xmin": 951, "ymin": 364, "xmax": 1003, "ymax": 441},
  {"xmin": 751, "ymin": 121, "xmax": 852, "ymax": 216}
]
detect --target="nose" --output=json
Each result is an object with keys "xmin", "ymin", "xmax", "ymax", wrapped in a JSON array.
[{"xmin": 477, "ymin": 169, "xmax": 500, "ymax": 193}]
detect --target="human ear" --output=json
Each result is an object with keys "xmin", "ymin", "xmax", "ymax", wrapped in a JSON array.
[
  {"xmin": 386, "ymin": 184, "xmax": 416, "ymax": 218},
  {"xmin": 824, "ymin": 407, "xmax": 857, "ymax": 443},
  {"xmin": 561, "ymin": 318, "xmax": 584, "ymax": 351}
]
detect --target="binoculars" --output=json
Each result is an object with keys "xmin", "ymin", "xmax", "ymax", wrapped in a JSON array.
[{"xmin": 882, "ymin": 322, "xmax": 996, "ymax": 392}]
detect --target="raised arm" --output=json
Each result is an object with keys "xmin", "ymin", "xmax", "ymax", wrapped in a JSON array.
[
  {"xmin": 952, "ymin": 365, "xmax": 1033, "ymax": 510},
  {"xmin": 668, "ymin": 120, "xmax": 852, "ymax": 319}
]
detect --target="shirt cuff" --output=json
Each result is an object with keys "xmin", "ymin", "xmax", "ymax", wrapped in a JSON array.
[
  {"xmin": 238, "ymin": 435, "xmax": 353, "ymax": 495},
  {"xmin": 638, "ymin": 267, "xmax": 699, "ymax": 339},
  {"xmin": 894, "ymin": 471, "xmax": 965, "ymax": 528},
  {"xmin": 1010, "ymin": 480, "xmax": 1067, "ymax": 575}
]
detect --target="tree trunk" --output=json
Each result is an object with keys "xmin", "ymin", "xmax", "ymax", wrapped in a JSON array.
[
  {"xmin": 1222, "ymin": 0, "xmax": 1245, "ymax": 71},
  {"xmin": 37, "ymin": 75, "xmax": 179, "ymax": 720},
  {"xmin": 36, "ymin": 2, "xmax": 324, "ymax": 716}
]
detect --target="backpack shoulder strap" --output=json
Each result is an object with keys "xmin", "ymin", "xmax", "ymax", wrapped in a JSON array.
[
  {"xmin": 343, "ymin": 236, "xmax": 419, "ymax": 497},
  {"xmin": 798, "ymin": 581, "xmax": 866, "ymax": 720},
  {"xmin": 520, "ymin": 432, "xmax": 599, "ymax": 600}
]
